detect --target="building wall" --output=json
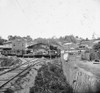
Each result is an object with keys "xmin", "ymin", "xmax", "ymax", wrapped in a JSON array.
[{"xmin": 12, "ymin": 39, "xmax": 26, "ymax": 50}]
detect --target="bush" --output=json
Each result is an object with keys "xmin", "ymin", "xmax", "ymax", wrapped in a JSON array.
[
  {"xmin": 30, "ymin": 63, "xmax": 73, "ymax": 93},
  {"xmin": 93, "ymin": 42, "xmax": 100, "ymax": 52},
  {"xmin": 89, "ymin": 52, "xmax": 96, "ymax": 61},
  {"xmin": 0, "ymin": 57, "xmax": 20, "ymax": 67}
]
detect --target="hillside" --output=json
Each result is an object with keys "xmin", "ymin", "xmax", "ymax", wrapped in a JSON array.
[{"xmin": 62, "ymin": 54, "xmax": 100, "ymax": 93}]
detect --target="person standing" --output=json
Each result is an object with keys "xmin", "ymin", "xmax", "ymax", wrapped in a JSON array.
[{"xmin": 61, "ymin": 50, "xmax": 69, "ymax": 62}]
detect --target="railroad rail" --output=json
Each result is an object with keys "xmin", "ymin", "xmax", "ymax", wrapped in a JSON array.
[{"xmin": 0, "ymin": 58, "xmax": 46, "ymax": 92}]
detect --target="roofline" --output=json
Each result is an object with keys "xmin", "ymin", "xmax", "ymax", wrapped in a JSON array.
[{"xmin": 3, "ymin": 41, "xmax": 12, "ymax": 44}]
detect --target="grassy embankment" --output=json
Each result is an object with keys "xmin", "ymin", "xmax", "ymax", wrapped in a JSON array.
[
  {"xmin": 62, "ymin": 54, "xmax": 100, "ymax": 93},
  {"xmin": 30, "ymin": 58, "xmax": 73, "ymax": 93}
]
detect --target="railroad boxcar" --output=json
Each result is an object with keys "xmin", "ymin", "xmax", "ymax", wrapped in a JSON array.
[{"xmin": 1, "ymin": 40, "xmax": 61, "ymax": 58}]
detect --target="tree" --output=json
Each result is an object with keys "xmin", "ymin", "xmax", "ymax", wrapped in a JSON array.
[
  {"xmin": 93, "ymin": 42, "xmax": 100, "ymax": 51},
  {"xmin": 8, "ymin": 35, "xmax": 22, "ymax": 41},
  {"xmin": 8, "ymin": 35, "xmax": 13, "ymax": 40},
  {"xmin": 64, "ymin": 35, "xmax": 77, "ymax": 43},
  {"xmin": 0, "ymin": 36, "xmax": 7, "ymax": 45},
  {"xmin": 76, "ymin": 36, "xmax": 79, "ymax": 38},
  {"xmin": 86, "ymin": 38, "xmax": 89, "ymax": 41},
  {"xmin": 23, "ymin": 35, "xmax": 33, "ymax": 42}
]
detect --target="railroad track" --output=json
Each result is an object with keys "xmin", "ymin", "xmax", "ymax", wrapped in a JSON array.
[{"xmin": 0, "ymin": 58, "xmax": 46, "ymax": 92}]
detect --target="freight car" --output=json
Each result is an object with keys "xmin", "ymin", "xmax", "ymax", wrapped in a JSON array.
[
  {"xmin": 1, "ymin": 48, "xmax": 60, "ymax": 58},
  {"xmin": 1, "ymin": 40, "xmax": 61, "ymax": 58},
  {"xmin": 1, "ymin": 48, "xmax": 31, "ymax": 57}
]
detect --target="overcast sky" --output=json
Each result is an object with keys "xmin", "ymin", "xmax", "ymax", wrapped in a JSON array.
[{"xmin": 0, "ymin": 0, "xmax": 100, "ymax": 39}]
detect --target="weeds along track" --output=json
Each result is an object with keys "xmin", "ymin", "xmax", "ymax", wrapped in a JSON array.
[
  {"xmin": 62, "ymin": 55, "xmax": 100, "ymax": 93},
  {"xmin": 0, "ymin": 58, "xmax": 38, "ymax": 76},
  {"xmin": 0, "ymin": 58, "xmax": 46, "ymax": 92},
  {"xmin": 30, "ymin": 58, "xmax": 73, "ymax": 93}
]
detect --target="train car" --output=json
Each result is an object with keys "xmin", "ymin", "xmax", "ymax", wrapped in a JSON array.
[{"xmin": 1, "ymin": 40, "xmax": 61, "ymax": 58}]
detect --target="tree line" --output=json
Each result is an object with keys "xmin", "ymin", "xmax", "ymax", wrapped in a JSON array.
[
  {"xmin": 0, "ymin": 35, "xmax": 87, "ymax": 45},
  {"xmin": 0, "ymin": 35, "xmax": 33, "ymax": 45}
]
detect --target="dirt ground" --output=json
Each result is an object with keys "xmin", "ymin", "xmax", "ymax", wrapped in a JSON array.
[
  {"xmin": 1, "ymin": 54, "xmax": 100, "ymax": 93},
  {"xmin": 62, "ymin": 54, "xmax": 100, "ymax": 93}
]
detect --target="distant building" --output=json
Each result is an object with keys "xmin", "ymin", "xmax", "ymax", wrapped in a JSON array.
[
  {"xmin": 93, "ymin": 40, "xmax": 100, "ymax": 44},
  {"xmin": 12, "ymin": 39, "xmax": 27, "ymax": 50},
  {"xmin": 0, "ymin": 38, "xmax": 28, "ymax": 51},
  {"xmin": 27, "ymin": 43, "xmax": 50, "ymax": 51},
  {"xmin": 63, "ymin": 42, "xmax": 78, "ymax": 50},
  {"xmin": 79, "ymin": 40, "xmax": 94, "ymax": 49},
  {"xmin": 2, "ymin": 41, "xmax": 12, "ymax": 48},
  {"xmin": 63, "ymin": 42, "xmax": 72, "ymax": 46}
]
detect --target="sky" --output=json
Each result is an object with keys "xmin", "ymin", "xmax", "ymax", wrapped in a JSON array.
[{"xmin": 0, "ymin": 0, "xmax": 100, "ymax": 39}]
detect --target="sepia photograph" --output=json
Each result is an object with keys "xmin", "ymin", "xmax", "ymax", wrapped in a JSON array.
[{"xmin": 0, "ymin": 0, "xmax": 100, "ymax": 93}]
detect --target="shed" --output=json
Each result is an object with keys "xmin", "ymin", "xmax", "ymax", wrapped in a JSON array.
[{"xmin": 27, "ymin": 43, "xmax": 50, "ymax": 51}]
